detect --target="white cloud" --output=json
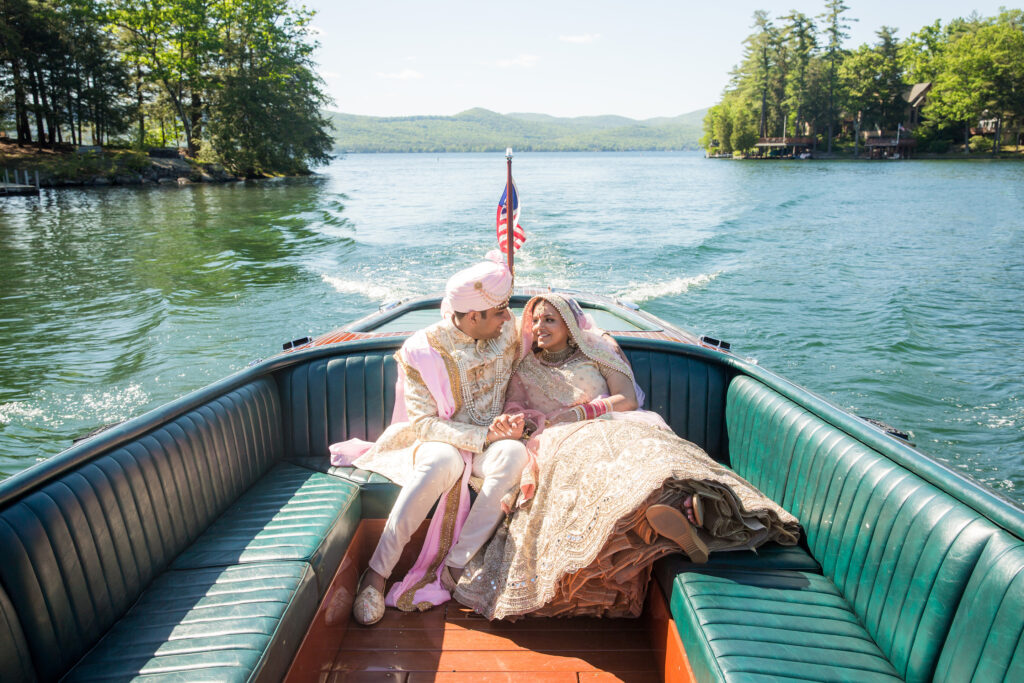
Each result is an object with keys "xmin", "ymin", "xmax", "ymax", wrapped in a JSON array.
[
  {"xmin": 559, "ymin": 33, "xmax": 601, "ymax": 44},
  {"xmin": 496, "ymin": 54, "xmax": 539, "ymax": 68},
  {"xmin": 376, "ymin": 69, "xmax": 423, "ymax": 80}
]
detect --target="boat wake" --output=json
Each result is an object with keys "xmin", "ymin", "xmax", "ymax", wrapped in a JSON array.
[
  {"xmin": 615, "ymin": 271, "xmax": 722, "ymax": 303},
  {"xmin": 320, "ymin": 273, "xmax": 412, "ymax": 302}
]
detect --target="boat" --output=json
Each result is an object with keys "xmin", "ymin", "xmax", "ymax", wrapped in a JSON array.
[{"xmin": 2, "ymin": 286, "xmax": 1022, "ymax": 682}]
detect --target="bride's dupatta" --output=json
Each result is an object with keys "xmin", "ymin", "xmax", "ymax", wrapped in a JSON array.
[{"xmin": 328, "ymin": 331, "xmax": 473, "ymax": 611}]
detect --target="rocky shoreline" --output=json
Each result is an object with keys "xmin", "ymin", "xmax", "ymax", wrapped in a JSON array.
[
  {"xmin": 51, "ymin": 156, "xmax": 241, "ymax": 188},
  {"xmin": 0, "ymin": 143, "xmax": 244, "ymax": 189}
]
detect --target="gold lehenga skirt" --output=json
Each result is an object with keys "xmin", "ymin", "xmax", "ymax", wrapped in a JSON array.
[{"xmin": 453, "ymin": 418, "xmax": 800, "ymax": 620}]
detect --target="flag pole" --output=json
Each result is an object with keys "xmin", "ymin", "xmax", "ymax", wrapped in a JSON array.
[{"xmin": 505, "ymin": 147, "xmax": 514, "ymax": 276}]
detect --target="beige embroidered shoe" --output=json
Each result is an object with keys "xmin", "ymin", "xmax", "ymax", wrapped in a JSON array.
[{"xmin": 352, "ymin": 570, "xmax": 385, "ymax": 626}]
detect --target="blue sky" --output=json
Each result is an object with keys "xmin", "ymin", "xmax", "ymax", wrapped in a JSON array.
[{"xmin": 301, "ymin": 1, "xmax": 1014, "ymax": 119}]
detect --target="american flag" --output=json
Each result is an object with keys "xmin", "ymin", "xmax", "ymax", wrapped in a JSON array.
[{"xmin": 496, "ymin": 179, "xmax": 525, "ymax": 254}]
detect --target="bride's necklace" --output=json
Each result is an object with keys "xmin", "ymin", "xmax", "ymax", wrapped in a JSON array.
[{"xmin": 538, "ymin": 345, "xmax": 576, "ymax": 365}]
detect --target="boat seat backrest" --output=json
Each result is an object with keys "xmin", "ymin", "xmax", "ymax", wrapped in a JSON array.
[
  {"xmin": 725, "ymin": 375, "xmax": 998, "ymax": 683},
  {"xmin": 278, "ymin": 346, "xmax": 729, "ymax": 463},
  {"xmin": 278, "ymin": 351, "xmax": 399, "ymax": 459},
  {"xmin": 0, "ymin": 378, "xmax": 281, "ymax": 682},
  {"xmin": 0, "ymin": 583, "xmax": 35, "ymax": 682},
  {"xmin": 934, "ymin": 530, "xmax": 1024, "ymax": 682},
  {"xmin": 622, "ymin": 346, "xmax": 732, "ymax": 462}
]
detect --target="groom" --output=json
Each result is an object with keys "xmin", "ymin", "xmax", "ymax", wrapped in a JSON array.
[{"xmin": 351, "ymin": 254, "xmax": 528, "ymax": 625}]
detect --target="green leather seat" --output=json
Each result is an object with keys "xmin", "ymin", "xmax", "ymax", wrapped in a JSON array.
[
  {"xmin": 289, "ymin": 455, "xmax": 401, "ymax": 519},
  {"xmin": 172, "ymin": 462, "xmax": 360, "ymax": 593},
  {"xmin": 934, "ymin": 531, "xmax": 1024, "ymax": 682},
  {"xmin": 654, "ymin": 542, "xmax": 821, "ymax": 598},
  {"xmin": 64, "ymin": 562, "xmax": 317, "ymax": 682},
  {"xmin": 671, "ymin": 569, "xmax": 902, "ymax": 682},
  {"xmin": 661, "ymin": 376, "xmax": 1002, "ymax": 683}
]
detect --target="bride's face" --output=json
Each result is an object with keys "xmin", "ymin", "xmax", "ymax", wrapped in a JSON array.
[{"xmin": 532, "ymin": 301, "xmax": 570, "ymax": 351}]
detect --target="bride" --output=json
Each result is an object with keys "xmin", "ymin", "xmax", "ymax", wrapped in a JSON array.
[{"xmin": 453, "ymin": 294, "xmax": 800, "ymax": 619}]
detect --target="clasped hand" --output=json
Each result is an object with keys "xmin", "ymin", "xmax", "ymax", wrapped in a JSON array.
[{"xmin": 487, "ymin": 413, "xmax": 525, "ymax": 442}]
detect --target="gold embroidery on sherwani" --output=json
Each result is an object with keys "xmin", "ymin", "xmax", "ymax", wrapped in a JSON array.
[
  {"xmin": 395, "ymin": 478, "xmax": 464, "ymax": 612},
  {"xmin": 395, "ymin": 351, "xmax": 424, "ymax": 387},
  {"xmin": 352, "ymin": 318, "xmax": 517, "ymax": 484}
]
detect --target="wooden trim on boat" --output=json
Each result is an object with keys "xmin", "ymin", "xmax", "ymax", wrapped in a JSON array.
[{"xmin": 646, "ymin": 578, "xmax": 697, "ymax": 683}]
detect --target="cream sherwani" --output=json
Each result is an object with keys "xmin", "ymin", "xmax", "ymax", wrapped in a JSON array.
[{"xmin": 355, "ymin": 316, "xmax": 527, "ymax": 577}]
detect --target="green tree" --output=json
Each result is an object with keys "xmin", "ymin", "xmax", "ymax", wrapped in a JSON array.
[
  {"xmin": 781, "ymin": 11, "xmax": 817, "ymax": 136},
  {"xmin": 108, "ymin": 0, "xmax": 220, "ymax": 156},
  {"xmin": 206, "ymin": 0, "xmax": 332, "ymax": 175},
  {"xmin": 819, "ymin": 0, "xmax": 856, "ymax": 152}
]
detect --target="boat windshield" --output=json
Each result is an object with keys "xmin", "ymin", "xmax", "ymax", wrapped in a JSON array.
[{"xmin": 366, "ymin": 305, "xmax": 653, "ymax": 333}]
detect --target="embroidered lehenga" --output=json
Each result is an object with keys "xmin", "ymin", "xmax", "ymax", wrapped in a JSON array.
[{"xmin": 453, "ymin": 295, "xmax": 800, "ymax": 620}]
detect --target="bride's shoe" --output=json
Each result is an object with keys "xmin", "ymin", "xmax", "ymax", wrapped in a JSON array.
[
  {"xmin": 647, "ymin": 504, "xmax": 709, "ymax": 564},
  {"xmin": 352, "ymin": 569, "xmax": 385, "ymax": 626}
]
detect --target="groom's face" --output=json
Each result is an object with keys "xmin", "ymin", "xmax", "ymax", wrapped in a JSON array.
[{"xmin": 464, "ymin": 304, "xmax": 511, "ymax": 340}]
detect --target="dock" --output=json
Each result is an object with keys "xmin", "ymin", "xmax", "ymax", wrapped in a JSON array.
[{"xmin": 1, "ymin": 168, "xmax": 40, "ymax": 196}]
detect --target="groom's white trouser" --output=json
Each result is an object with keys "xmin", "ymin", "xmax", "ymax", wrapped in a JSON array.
[{"xmin": 368, "ymin": 439, "xmax": 528, "ymax": 578}]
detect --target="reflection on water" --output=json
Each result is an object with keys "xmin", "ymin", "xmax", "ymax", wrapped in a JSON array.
[{"xmin": 1, "ymin": 154, "xmax": 1022, "ymax": 506}]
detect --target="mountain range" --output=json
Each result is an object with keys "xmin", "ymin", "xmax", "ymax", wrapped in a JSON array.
[{"xmin": 326, "ymin": 107, "xmax": 708, "ymax": 153}]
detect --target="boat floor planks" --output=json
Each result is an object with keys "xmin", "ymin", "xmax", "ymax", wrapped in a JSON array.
[
  {"xmin": 331, "ymin": 602, "xmax": 659, "ymax": 680},
  {"xmin": 285, "ymin": 520, "xmax": 667, "ymax": 682}
]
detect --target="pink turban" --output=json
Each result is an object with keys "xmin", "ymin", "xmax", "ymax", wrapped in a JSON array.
[{"xmin": 440, "ymin": 250, "xmax": 513, "ymax": 317}]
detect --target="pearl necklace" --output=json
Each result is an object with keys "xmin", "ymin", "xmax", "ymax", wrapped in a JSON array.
[{"xmin": 455, "ymin": 337, "xmax": 511, "ymax": 425}]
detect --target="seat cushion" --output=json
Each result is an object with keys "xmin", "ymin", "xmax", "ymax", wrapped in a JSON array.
[
  {"xmin": 172, "ymin": 463, "xmax": 360, "ymax": 593},
  {"xmin": 65, "ymin": 562, "xmax": 317, "ymax": 682},
  {"xmin": 670, "ymin": 568, "xmax": 902, "ymax": 682},
  {"xmin": 653, "ymin": 542, "xmax": 822, "ymax": 601},
  {"xmin": 289, "ymin": 454, "xmax": 401, "ymax": 519}
]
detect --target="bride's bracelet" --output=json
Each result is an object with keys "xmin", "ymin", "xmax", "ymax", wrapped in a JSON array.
[{"xmin": 572, "ymin": 398, "xmax": 615, "ymax": 421}]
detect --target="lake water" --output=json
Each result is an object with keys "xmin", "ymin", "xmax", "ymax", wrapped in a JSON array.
[{"xmin": 1, "ymin": 152, "xmax": 1022, "ymax": 503}]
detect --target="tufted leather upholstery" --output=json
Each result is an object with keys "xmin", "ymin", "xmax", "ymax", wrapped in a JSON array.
[
  {"xmin": 279, "ymin": 351, "xmax": 398, "ymax": 460},
  {"xmin": 173, "ymin": 462, "xmax": 360, "ymax": 593},
  {"xmin": 664, "ymin": 375, "xmax": 1006, "ymax": 683},
  {"xmin": 64, "ymin": 562, "xmax": 317, "ymax": 682},
  {"xmin": 623, "ymin": 346, "xmax": 733, "ymax": 462},
  {"xmin": 934, "ymin": 531, "xmax": 1024, "ymax": 682},
  {"xmin": 290, "ymin": 456, "xmax": 401, "ymax": 519},
  {"xmin": 671, "ymin": 569, "xmax": 904, "ymax": 681},
  {"xmin": 0, "ymin": 378, "xmax": 283, "ymax": 681},
  {"xmin": 0, "ymin": 584, "xmax": 35, "ymax": 682}
]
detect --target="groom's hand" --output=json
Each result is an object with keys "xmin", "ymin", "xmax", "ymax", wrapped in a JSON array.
[{"xmin": 487, "ymin": 413, "xmax": 525, "ymax": 442}]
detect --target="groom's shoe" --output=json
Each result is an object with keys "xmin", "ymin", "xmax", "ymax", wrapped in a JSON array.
[{"xmin": 352, "ymin": 569, "xmax": 385, "ymax": 626}]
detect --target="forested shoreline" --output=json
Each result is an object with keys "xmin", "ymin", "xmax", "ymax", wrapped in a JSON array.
[
  {"xmin": 702, "ymin": 3, "xmax": 1024, "ymax": 156},
  {"xmin": 0, "ymin": 0, "xmax": 332, "ymax": 177}
]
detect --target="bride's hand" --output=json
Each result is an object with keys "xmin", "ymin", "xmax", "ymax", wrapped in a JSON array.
[{"xmin": 487, "ymin": 413, "xmax": 525, "ymax": 442}]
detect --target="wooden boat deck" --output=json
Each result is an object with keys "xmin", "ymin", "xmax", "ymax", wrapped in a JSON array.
[
  {"xmin": 328, "ymin": 603, "xmax": 659, "ymax": 681},
  {"xmin": 285, "ymin": 521, "xmax": 689, "ymax": 682}
]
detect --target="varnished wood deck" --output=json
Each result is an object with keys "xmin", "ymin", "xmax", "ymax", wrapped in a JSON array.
[
  {"xmin": 328, "ymin": 603, "xmax": 659, "ymax": 681},
  {"xmin": 286, "ymin": 520, "xmax": 693, "ymax": 683}
]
